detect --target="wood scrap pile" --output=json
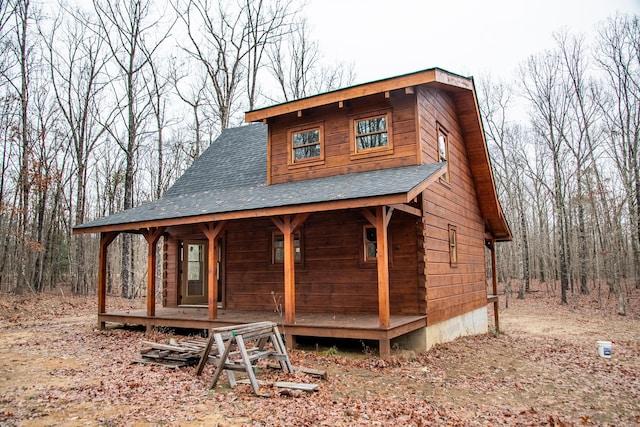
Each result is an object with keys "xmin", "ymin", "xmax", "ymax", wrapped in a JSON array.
[{"xmin": 137, "ymin": 338, "xmax": 208, "ymax": 367}]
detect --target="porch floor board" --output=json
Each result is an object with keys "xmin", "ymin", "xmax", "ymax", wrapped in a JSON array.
[{"xmin": 99, "ymin": 307, "xmax": 427, "ymax": 342}]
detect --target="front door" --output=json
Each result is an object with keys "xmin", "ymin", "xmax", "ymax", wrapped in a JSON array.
[{"xmin": 180, "ymin": 240, "xmax": 208, "ymax": 305}]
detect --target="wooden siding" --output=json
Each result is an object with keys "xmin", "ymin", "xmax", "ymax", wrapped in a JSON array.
[
  {"xmin": 417, "ymin": 86, "xmax": 488, "ymax": 325},
  {"xmin": 268, "ymin": 91, "xmax": 419, "ymax": 184},
  {"xmin": 162, "ymin": 234, "xmax": 178, "ymax": 307},
  {"xmin": 162, "ymin": 211, "xmax": 421, "ymax": 316}
]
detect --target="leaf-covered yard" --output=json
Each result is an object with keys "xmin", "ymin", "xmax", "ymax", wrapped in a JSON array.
[{"xmin": 1, "ymin": 287, "xmax": 638, "ymax": 426}]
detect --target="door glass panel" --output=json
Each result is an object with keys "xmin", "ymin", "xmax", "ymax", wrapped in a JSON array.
[{"xmin": 187, "ymin": 244, "xmax": 204, "ymax": 296}]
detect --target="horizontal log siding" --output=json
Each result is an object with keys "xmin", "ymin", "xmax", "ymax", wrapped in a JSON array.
[
  {"xmin": 161, "ymin": 211, "xmax": 421, "ymax": 315},
  {"xmin": 269, "ymin": 91, "xmax": 418, "ymax": 184},
  {"xmin": 417, "ymin": 87, "xmax": 488, "ymax": 325},
  {"xmin": 162, "ymin": 234, "xmax": 178, "ymax": 307}
]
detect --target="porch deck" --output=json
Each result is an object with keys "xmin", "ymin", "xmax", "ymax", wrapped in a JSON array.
[{"xmin": 99, "ymin": 307, "xmax": 427, "ymax": 357}]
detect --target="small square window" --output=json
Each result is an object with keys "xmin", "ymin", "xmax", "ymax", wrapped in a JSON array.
[
  {"xmin": 355, "ymin": 116, "xmax": 388, "ymax": 150},
  {"xmin": 448, "ymin": 225, "xmax": 458, "ymax": 267},
  {"xmin": 293, "ymin": 129, "xmax": 320, "ymax": 160},
  {"xmin": 288, "ymin": 123, "xmax": 324, "ymax": 167},
  {"xmin": 273, "ymin": 232, "xmax": 302, "ymax": 263},
  {"xmin": 351, "ymin": 111, "xmax": 394, "ymax": 158}
]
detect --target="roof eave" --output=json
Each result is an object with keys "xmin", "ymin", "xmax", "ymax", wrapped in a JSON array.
[
  {"xmin": 73, "ymin": 192, "xmax": 415, "ymax": 235},
  {"xmin": 245, "ymin": 68, "xmax": 473, "ymax": 122}
]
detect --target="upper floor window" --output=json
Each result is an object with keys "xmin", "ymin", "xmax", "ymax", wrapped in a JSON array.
[
  {"xmin": 437, "ymin": 123, "xmax": 450, "ymax": 182},
  {"xmin": 288, "ymin": 123, "xmax": 324, "ymax": 167},
  {"xmin": 351, "ymin": 111, "xmax": 394, "ymax": 158}
]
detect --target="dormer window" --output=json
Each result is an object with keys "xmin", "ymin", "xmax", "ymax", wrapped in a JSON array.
[
  {"xmin": 288, "ymin": 123, "xmax": 324, "ymax": 167},
  {"xmin": 351, "ymin": 110, "xmax": 394, "ymax": 158},
  {"xmin": 355, "ymin": 115, "xmax": 388, "ymax": 149}
]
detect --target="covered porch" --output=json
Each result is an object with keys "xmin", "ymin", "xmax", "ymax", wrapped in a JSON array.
[
  {"xmin": 98, "ymin": 307, "xmax": 428, "ymax": 356},
  {"xmin": 94, "ymin": 203, "xmax": 424, "ymax": 358}
]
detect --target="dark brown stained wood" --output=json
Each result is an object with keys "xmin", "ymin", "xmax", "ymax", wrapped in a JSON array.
[
  {"xmin": 271, "ymin": 214, "xmax": 309, "ymax": 324},
  {"xmin": 98, "ymin": 232, "xmax": 118, "ymax": 324},
  {"xmin": 163, "ymin": 235, "xmax": 178, "ymax": 307},
  {"xmin": 268, "ymin": 92, "xmax": 418, "ymax": 184},
  {"xmin": 161, "ymin": 210, "xmax": 421, "ymax": 317},
  {"xmin": 415, "ymin": 85, "xmax": 492, "ymax": 325},
  {"xmin": 199, "ymin": 221, "xmax": 226, "ymax": 319},
  {"xmin": 141, "ymin": 227, "xmax": 166, "ymax": 318}
]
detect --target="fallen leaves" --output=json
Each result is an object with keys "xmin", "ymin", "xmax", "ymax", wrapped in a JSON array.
[{"xmin": 0, "ymin": 288, "xmax": 639, "ymax": 426}]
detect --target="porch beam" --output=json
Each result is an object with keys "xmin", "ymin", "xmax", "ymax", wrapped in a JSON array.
[
  {"xmin": 199, "ymin": 221, "xmax": 227, "ymax": 320},
  {"xmin": 141, "ymin": 227, "xmax": 166, "ymax": 318},
  {"xmin": 271, "ymin": 214, "xmax": 309, "ymax": 326},
  {"xmin": 388, "ymin": 203, "xmax": 421, "ymax": 217},
  {"xmin": 97, "ymin": 231, "xmax": 118, "ymax": 329}
]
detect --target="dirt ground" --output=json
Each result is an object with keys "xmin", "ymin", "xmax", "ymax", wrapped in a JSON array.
[{"xmin": 0, "ymin": 285, "xmax": 638, "ymax": 426}]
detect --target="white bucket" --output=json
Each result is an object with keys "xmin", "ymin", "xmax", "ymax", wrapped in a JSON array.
[{"xmin": 597, "ymin": 341, "xmax": 612, "ymax": 358}]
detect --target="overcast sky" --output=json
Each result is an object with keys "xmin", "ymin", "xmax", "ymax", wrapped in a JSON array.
[{"xmin": 304, "ymin": 0, "xmax": 640, "ymax": 84}]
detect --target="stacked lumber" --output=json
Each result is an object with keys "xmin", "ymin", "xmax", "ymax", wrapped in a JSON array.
[{"xmin": 137, "ymin": 338, "xmax": 209, "ymax": 367}]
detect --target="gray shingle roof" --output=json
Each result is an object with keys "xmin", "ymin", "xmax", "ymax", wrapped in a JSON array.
[{"xmin": 75, "ymin": 123, "xmax": 444, "ymax": 231}]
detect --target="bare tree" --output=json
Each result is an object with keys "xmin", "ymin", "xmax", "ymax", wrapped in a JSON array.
[
  {"xmin": 0, "ymin": 0, "xmax": 39, "ymax": 293},
  {"xmin": 44, "ymin": 1, "xmax": 113, "ymax": 294},
  {"xmin": 593, "ymin": 14, "xmax": 640, "ymax": 315},
  {"xmin": 267, "ymin": 18, "xmax": 355, "ymax": 102},
  {"xmin": 170, "ymin": 60, "xmax": 210, "ymax": 160},
  {"xmin": 480, "ymin": 77, "xmax": 531, "ymax": 298},
  {"xmin": 244, "ymin": 0, "xmax": 296, "ymax": 110},
  {"xmin": 520, "ymin": 50, "xmax": 573, "ymax": 305},
  {"xmin": 93, "ymin": 0, "xmax": 171, "ymax": 298},
  {"xmin": 176, "ymin": 0, "xmax": 248, "ymax": 131},
  {"xmin": 596, "ymin": 14, "xmax": 640, "ymax": 299}
]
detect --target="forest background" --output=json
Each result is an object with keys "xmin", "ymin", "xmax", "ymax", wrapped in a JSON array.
[{"xmin": 0, "ymin": 0, "xmax": 639, "ymax": 314}]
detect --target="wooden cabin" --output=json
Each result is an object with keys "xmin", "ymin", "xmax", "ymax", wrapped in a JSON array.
[{"xmin": 74, "ymin": 68, "xmax": 511, "ymax": 357}]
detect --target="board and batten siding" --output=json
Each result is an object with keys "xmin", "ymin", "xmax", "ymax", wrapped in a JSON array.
[
  {"xmin": 417, "ymin": 86, "xmax": 488, "ymax": 325},
  {"xmin": 268, "ymin": 91, "xmax": 419, "ymax": 184}
]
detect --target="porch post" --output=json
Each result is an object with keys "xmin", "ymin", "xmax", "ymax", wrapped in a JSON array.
[
  {"xmin": 362, "ymin": 206, "xmax": 394, "ymax": 358},
  {"xmin": 200, "ymin": 222, "xmax": 226, "ymax": 320},
  {"xmin": 272, "ymin": 214, "xmax": 309, "ymax": 326},
  {"xmin": 283, "ymin": 216, "xmax": 295, "ymax": 324},
  {"xmin": 142, "ymin": 227, "xmax": 166, "ymax": 319},
  {"xmin": 490, "ymin": 238, "xmax": 500, "ymax": 333},
  {"xmin": 98, "ymin": 231, "xmax": 118, "ymax": 329},
  {"xmin": 375, "ymin": 206, "xmax": 393, "ymax": 329}
]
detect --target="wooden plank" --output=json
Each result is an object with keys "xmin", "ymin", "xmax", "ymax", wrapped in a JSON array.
[
  {"xmin": 293, "ymin": 366, "xmax": 327, "ymax": 380},
  {"xmin": 210, "ymin": 335, "xmax": 236, "ymax": 389},
  {"xmin": 214, "ymin": 333, "xmax": 236, "ymax": 387},
  {"xmin": 274, "ymin": 382, "xmax": 319, "ymax": 392},
  {"xmin": 236, "ymin": 335, "xmax": 260, "ymax": 394},
  {"xmin": 196, "ymin": 332, "xmax": 217, "ymax": 376}
]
